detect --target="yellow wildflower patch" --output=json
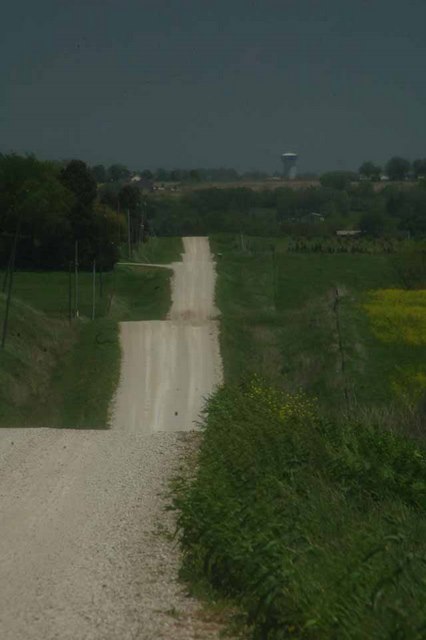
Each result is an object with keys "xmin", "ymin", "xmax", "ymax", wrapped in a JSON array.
[
  {"xmin": 363, "ymin": 289, "xmax": 426, "ymax": 345},
  {"xmin": 247, "ymin": 375, "xmax": 317, "ymax": 422},
  {"xmin": 392, "ymin": 367, "xmax": 426, "ymax": 404}
]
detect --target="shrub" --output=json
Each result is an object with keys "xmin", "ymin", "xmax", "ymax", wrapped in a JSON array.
[{"xmin": 175, "ymin": 381, "xmax": 426, "ymax": 639}]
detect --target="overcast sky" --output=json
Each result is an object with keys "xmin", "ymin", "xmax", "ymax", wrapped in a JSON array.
[{"xmin": 1, "ymin": 0, "xmax": 425, "ymax": 173}]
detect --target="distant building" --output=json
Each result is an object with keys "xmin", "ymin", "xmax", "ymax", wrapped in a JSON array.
[
  {"xmin": 281, "ymin": 152, "xmax": 298, "ymax": 179},
  {"xmin": 301, "ymin": 212, "xmax": 325, "ymax": 223},
  {"xmin": 336, "ymin": 230, "xmax": 362, "ymax": 237},
  {"xmin": 127, "ymin": 176, "xmax": 154, "ymax": 192}
]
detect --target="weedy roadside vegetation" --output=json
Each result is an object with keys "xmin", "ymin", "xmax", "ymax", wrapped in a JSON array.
[
  {"xmin": 175, "ymin": 234, "xmax": 426, "ymax": 639},
  {"xmin": 175, "ymin": 381, "xmax": 426, "ymax": 639}
]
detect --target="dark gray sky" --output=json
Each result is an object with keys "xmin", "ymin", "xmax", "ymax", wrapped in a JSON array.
[{"xmin": 1, "ymin": 0, "xmax": 425, "ymax": 173}]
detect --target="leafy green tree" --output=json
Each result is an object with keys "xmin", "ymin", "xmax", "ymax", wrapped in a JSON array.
[
  {"xmin": 60, "ymin": 160, "xmax": 97, "ymax": 208},
  {"xmin": 320, "ymin": 171, "xmax": 357, "ymax": 190},
  {"xmin": 154, "ymin": 168, "xmax": 170, "ymax": 181},
  {"xmin": 170, "ymin": 169, "xmax": 184, "ymax": 182},
  {"xmin": 412, "ymin": 159, "xmax": 426, "ymax": 179},
  {"xmin": 91, "ymin": 164, "xmax": 107, "ymax": 183},
  {"xmin": 118, "ymin": 184, "xmax": 141, "ymax": 212},
  {"xmin": 60, "ymin": 160, "xmax": 97, "ymax": 242},
  {"xmin": 360, "ymin": 210, "xmax": 387, "ymax": 237},
  {"xmin": 141, "ymin": 169, "xmax": 153, "ymax": 180},
  {"xmin": 107, "ymin": 164, "xmax": 130, "ymax": 182},
  {"xmin": 0, "ymin": 154, "xmax": 74, "ymax": 267},
  {"xmin": 189, "ymin": 169, "xmax": 201, "ymax": 182},
  {"xmin": 92, "ymin": 203, "xmax": 125, "ymax": 268},
  {"xmin": 98, "ymin": 183, "xmax": 120, "ymax": 209},
  {"xmin": 359, "ymin": 161, "xmax": 382, "ymax": 181},
  {"xmin": 385, "ymin": 157, "xmax": 411, "ymax": 181}
]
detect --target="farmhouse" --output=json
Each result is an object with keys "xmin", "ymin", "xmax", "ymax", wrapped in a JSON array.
[{"xmin": 335, "ymin": 230, "xmax": 362, "ymax": 237}]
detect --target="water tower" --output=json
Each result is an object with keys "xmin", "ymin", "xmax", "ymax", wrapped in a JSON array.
[{"xmin": 281, "ymin": 152, "xmax": 298, "ymax": 179}]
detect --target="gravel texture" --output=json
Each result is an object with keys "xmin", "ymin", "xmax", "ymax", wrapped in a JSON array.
[
  {"xmin": 0, "ymin": 238, "xmax": 225, "ymax": 639},
  {"xmin": 112, "ymin": 237, "xmax": 222, "ymax": 432}
]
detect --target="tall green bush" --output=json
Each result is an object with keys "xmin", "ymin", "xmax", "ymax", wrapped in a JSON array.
[{"xmin": 176, "ymin": 382, "xmax": 426, "ymax": 639}]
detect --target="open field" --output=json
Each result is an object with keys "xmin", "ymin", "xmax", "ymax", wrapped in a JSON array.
[
  {"xmin": 152, "ymin": 180, "xmax": 418, "ymax": 195},
  {"xmin": 179, "ymin": 179, "xmax": 321, "ymax": 192},
  {"xmin": 211, "ymin": 234, "xmax": 426, "ymax": 423}
]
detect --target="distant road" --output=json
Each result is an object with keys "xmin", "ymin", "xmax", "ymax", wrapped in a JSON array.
[{"xmin": 112, "ymin": 236, "xmax": 222, "ymax": 431}]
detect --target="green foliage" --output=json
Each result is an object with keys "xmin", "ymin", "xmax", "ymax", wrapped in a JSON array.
[
  {"xmin": 91, "ymin": 164, "xmax": 107, "ymax": 183},
  {"xmin": 320, "ymin": 171, "xmax": 357, "ymax": 190},
  {"xmin": 359, "ymin": 209, "xmax": 387, "ymax": 237},
  {"xmin": 392, "ymin": 243, "xmax": 426, "ymax": 289},
  {"xmin": 359, "ymin": 161, "xmax": 382, "ymax": 181},
  {"xmin": 118, "ymin": 184, "xmax": 142, "ymax": 211},
  {"xmin": 385, "ymin": 157, "xmax": 411, "ymax": 182},
  {"xmin": 49, "ymin": 265, "xmax": 173, "ymax": 427},
  {"xmin": 125, "ymin": 236, "xmax": 183, "ymax": 264},
  {"xmin": 211, "ymin": 235, "xmax": 426, "ymax": 416},
  {"xmin": 0, "ymin": 154, "xmax": 123, "ymax": 270},
  {"xmin": 412, "ymin": 159, "xmax": 426, "ymax": 179},
  {"xmin": 0, "ymin": 294, "xmax": 73, "ymax": 426},
  {"xmin": 107, "ymin": 163, "xmax": 130, "ymax": 182},
  {"xmin": 145, "ymin": 180, "xmax": 426, "ymax": 239},
  {"xmin": 175, "ymin": 383, "xmax": 426, "ymax": 639},
  {"xmin": 60, "ymin": 159, "xmax": 97, "ymax": 209},
  {"xmin": 0, "ymin": 239, "xmax": 175, "ymax": 427}
]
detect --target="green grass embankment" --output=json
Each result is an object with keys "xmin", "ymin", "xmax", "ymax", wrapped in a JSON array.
[
  {"xmin": 0, "ymin": 237, "xmax": 183, "ymax": 427},
  {"xmin": 121, "ymin": 235, "xmax": 183, "ymax": 264},
  {"xmin": 176, "ymin": 382, "xmax": 426, "ymax": 640}
]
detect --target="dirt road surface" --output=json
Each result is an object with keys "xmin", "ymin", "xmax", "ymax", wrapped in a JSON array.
[
  {"xmin": 0, "ymin": 237, "xmax": 223, "ymax": 640},
  {"xmin": 112, "ymin": 236, "xmax": 222, "ymax": 431}
]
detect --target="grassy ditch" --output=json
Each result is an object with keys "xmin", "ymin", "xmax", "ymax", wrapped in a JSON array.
[
  {"xmin": 175, "ymin": 381, "xmax": 426, "ymax": 640},
  {"xmin": 0, "ymin": 238, "xmax": 181, "ymax": 427},
  {"xmin": 48, "ymin": 265, "xmax": 173, "ymax": 428}
]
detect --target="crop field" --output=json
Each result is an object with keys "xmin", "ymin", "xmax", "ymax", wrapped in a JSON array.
[{"xmin": 234, "ymin": 234, "xmax": 410, "ymax": 255}]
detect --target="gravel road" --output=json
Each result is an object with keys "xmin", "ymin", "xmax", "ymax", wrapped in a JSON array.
[
  {"xmin": 0, "ymin": 237, "xmax": 224, "ymax": 639},
  {"xmin": 112, "ymin": 237, "xmax": 222, "ymax": 432}
]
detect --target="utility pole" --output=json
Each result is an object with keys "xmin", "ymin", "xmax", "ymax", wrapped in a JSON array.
[
  {"xmin": 99, "ymin": 263, "xmax": 103, "ymax": 299},
  {"xmin": 1, "ymin": 215, "xmax": 22, "ymax": 348},
  {"xmin": 92, "ymin": 259, "xmax": 96, "ymax": 320},
  {"xmin": 68, "ymin": 261, "xmax": 73, "ymax": 321},
  {"xmin": 127, "ymin": 209, "xmax": 132, "ymax": 259},
  {"xmin": 2, "ymin": 250, "xmax": 12, "ymax": 293},
  {"xmin": 271, "ymin": 244, "xmax": 277, "ymax": 310},
  {"xmin": 74, "ymin": 240, "xmax": 79, "ymax": 318}
]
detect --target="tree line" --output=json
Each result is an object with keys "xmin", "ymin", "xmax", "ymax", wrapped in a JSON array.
[
  {"xmin": 0, "ymin": 154, "xmax": 124, "ymax": 270},
  {"xmin": 90, "ymin": 165, "xmax": 273, "ymax": 184},
  {"xmin": 1, "ymin": 152, "xmax": 425, "ymax": 274},
  {"xmin": 359, "ymin": 156, "xmax": 426, "ymax": 181},
  {"xmin": 90, "ymin": 156, "xmax": 426, "ymax": 186},
  {"xmin": 145, "ymin": 182, "xmax": 426, "ymax": 239}
]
